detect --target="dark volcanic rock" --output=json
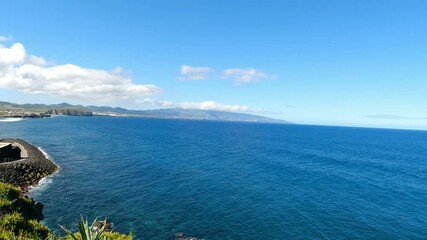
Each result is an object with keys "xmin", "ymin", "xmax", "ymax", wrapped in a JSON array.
[
  {"xmin": 46, "ymin": 108, "xmax": 93, "ymax": 116},
  {"xmin": 175, "ymin": 232, "xmax": 205, "ymax": 240}
]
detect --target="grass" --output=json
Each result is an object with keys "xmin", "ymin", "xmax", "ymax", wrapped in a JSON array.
[{"xmin": 0, "ymin": 182, "xmax": 132, "ymax": 240}]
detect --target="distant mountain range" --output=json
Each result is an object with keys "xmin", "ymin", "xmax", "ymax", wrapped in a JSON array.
[{"xmin": 0, "ymin": 101, "xmax": 291, "ymax": 124}]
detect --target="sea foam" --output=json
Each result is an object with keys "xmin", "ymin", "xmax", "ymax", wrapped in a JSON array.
[
  {"xmin": 0, "ymin": 118, "xmax": 24, "ymax": 122},
  {"xmin": 27, "ymin": 147, "xmax": 59, "ymax": 195}
]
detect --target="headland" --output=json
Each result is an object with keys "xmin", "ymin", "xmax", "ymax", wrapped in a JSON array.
[{"xmin": 0, "ymin": 138, "xmax": 58, "ymax": 192}]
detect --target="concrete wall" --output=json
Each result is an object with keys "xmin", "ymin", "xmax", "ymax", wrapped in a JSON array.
[{"xmin": 0, "ymin": 144, "xmax": 21, "ymax": 163}]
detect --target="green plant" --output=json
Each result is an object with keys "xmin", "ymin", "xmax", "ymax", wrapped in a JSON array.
[
  {"xmin": 60, "ymin": 217, "xmax": 106, "ymax": 240},
  {"xmin": 0, "ymin": 181, "xmax": 42, "ymax": 221},
  {"xmin": 0, "ymin": 182, "xmax": 23, "ymax": 210},
  {"xmin": 0, "ymin": 182, "xmax": 132, "ymax": 240},
  {"xmin": 0, "ymin": 212, "xmax": 50, "ymax": 239},
  {"xmin": 60, "ymin": 217, "xmax": 133, "ymax": 240}
]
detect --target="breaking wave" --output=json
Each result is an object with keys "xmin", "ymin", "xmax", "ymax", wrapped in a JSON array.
[{"xmin": 0, "ymin": 118, "xmax": 24, "ymax": 122}]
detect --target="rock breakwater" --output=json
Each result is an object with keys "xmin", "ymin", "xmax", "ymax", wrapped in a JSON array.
[{"xmin": 0, "ymin": 139, "xmax": 58, "ymax": 191}]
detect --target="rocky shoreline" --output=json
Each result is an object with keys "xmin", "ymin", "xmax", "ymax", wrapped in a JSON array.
[
  {"xmin": 0, "ymin": 113, "xmax": 51, "ymax": 118},
  {"xmin": 0, "ymin": 139, "xmax": 58, "ymax": 192}
]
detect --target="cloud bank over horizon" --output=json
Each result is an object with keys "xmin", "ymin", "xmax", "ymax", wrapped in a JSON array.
[
  {"xmin": 364, "ymin": 114, "xmax": 427, "ymax": 120},
  {"xmin": 0, "ymin": 41, "xmax": 161, "ymax": 102},
  {"xmin": 137, "ymin": 98, "xmax": 280, "ymax": 114}
]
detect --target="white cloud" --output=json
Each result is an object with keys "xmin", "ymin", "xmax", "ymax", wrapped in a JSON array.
[
  {"xmin": 0, "ymin": 43, "xmax": 26, "ymax": 69},
  {"xmin": 179, "ymin": 65, "xmax": 274, "ymax": 85},
  {"xmin": 222, "ymin": 68, "xmax": 273, "ymax": 85},
  {"xmin": 137, "ymin": 98, "xmax": 249, "ymax": 112},
  {"xmin": 0, "ymin": 42, "xmax": 161, "ymax": 102},
  {"xmin": 0, "ymin": 35, "xmax": 12, "ymax": 42},
  {"xmin": 137, "ymin": 98, "xmax": 280, "ymax": 114},
  {"xmin": 179, "ymin": 65, "xmax": 213, "ymax": 80},
  {"xmin": 137, "ymin": 98, "xmax": 175, "ymax": 108}
]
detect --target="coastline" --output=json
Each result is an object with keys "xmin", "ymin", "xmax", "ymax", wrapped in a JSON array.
[
  {"xmin": 0, "ymin": 139, "xmax": 59, "ymax": 193},
  {"xmin": 27, "ymin": 172, "xmax": 57, "ymax": 195},
  {"xmin": 27, "ymin": 147, "xmax": 60, "ymax": 194}
]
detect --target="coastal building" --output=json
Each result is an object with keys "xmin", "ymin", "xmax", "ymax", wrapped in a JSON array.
[{"xmin": 0, "ymin": 142, "xmax": 21, "ymax": 163}]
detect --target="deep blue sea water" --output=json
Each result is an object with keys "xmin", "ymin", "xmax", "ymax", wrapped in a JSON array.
[{"xmin": 1, "ymin": 117, "xmax": 426, "ymax": 239}]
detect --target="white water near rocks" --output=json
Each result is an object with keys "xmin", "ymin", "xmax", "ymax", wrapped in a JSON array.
[{"xmin": 27, "ymin": 147, "xmax": 59, "ymax": 195}]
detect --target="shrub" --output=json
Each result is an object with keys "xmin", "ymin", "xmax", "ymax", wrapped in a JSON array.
[
  {"xmin": 0, "ymin": 182, "xmax": 132, "ymax": 240},
  {"xmin": 0, "ymin": 212, "xmax": 50, "ymax": 239},
  {"xmin": 0, "ymin": 182, "xmax": 23, "ymax": 211},
  {"xmin": 0, "ymin": 182, "xmax": 42, "ymax": 220}
]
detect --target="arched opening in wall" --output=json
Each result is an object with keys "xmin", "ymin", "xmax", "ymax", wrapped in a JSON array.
[{"xmin": 0, "ymin": 143, "xmax": 22, "ymax": 163}]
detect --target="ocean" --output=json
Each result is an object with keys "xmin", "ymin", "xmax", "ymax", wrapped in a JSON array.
[{"xmin": 0, "ymin": 116, "xmax": 426, "ymax": 239}]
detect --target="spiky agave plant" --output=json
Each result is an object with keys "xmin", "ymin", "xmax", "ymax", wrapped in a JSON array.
[{"xmin": 60, "ymin": 216, "xmax": 107, "ymax": 240}]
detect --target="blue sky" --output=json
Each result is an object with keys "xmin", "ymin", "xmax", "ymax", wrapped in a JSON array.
[{"xmin": 0, "ymin": 0, "xmax": 426, "ymax": 129}]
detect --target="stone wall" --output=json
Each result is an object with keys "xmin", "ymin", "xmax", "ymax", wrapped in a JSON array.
[
  {"xmin": 0, "ymin": 139, "xmax": 58, "ymax": 191},
  {"xmin": 0, "ymin": 144, "xmax": 21, "ymax": 163}
]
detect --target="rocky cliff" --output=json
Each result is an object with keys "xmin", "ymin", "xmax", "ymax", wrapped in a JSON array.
[{"xmin": 46, "ymin": 108, "xmax": 93, "ymax": 116}]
